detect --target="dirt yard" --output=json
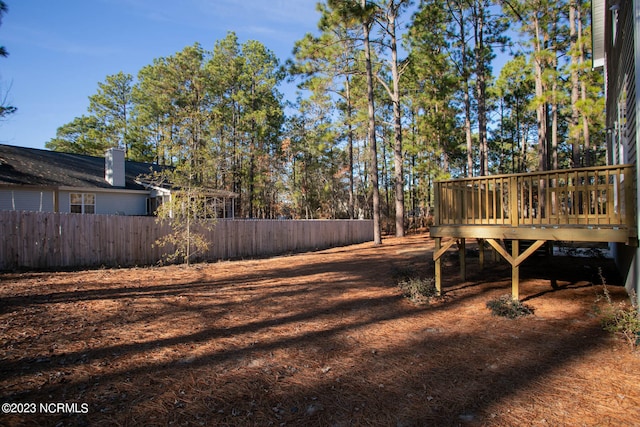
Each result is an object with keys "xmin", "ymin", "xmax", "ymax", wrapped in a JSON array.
[{"xmin": 1, "ymin": 234, "xmax": 639, "ymax": 426}]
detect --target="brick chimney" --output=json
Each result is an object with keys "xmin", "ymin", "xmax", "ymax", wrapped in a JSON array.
[{"xmin": 105, "ymin": 147, "xmax": 125, "ymax": 187}]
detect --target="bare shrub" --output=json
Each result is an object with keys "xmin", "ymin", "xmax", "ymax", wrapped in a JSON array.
[
  {"xmin": 398, "ymin": 277, "xmax": 438, "ymax": 304},
  {"xmin": 486, "ymin": 294, "xmax": 534, "ymax": 319}
]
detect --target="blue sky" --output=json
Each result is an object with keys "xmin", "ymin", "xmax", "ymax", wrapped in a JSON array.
[{"xmin": 0, "ymin": 0, "xmax": 321, "ymax": 150}]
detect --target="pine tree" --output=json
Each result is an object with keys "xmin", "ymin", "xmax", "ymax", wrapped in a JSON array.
[
  {"xmin": 291, "ymin": 2, "xmax": 363, "ymax": 219},
  {"xmin": 493, "ymin": 56, "xmax": 536, "ymax": 172},
  {"xmin": 375, "ymin": 0, "xmax": 412, "ymax": 236},
  {"xmin": 88, "ymin": 72, "xmax": 135, "ymax": 158},
  {"xmin": 404, "ymin": 0, "xmax": 460, "ymax": 220},
  {"xmin": 236, "ymin": 40, "xmax": 284, "ymax": 218},
  {"xmin": 45, "ymin": 115, "xmax": 108, "ymax": 155}
]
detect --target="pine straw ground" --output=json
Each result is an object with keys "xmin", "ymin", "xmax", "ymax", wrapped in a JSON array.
[{"xmin": 1, "ymin": 234, "xmax": 639, "ymax": 427}]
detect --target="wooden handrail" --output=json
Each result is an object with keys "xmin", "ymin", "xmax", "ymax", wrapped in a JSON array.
[
  {"xmin": 434, "ymin": 165, "xmax": 636, "ymax": 229},
  {"xmin": 434, "ymin": 164, "xmax": 633, "ymax": 184}
]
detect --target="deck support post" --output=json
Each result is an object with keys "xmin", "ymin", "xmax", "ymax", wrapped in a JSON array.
[
  {"xmin": 435, "ymin": 237, "xmax": 441, "ymax": 295},
  {"xmin": 459, "ymin": 238, "xmax": 466, "ymax": 281},
  {"xmin": 483, "ymin": 239, "xmax": 547, "ymax": 300},
  {"xmin": 433, "ymin": 238, "xmax": 457, "ymax": 296},
  {"xmin": 512, "ymin": 240, "xmax": 519, "ymax": 300},
  {"xmin": 478, "ymin": 239, "xmax": 485, "ymax": 271}
]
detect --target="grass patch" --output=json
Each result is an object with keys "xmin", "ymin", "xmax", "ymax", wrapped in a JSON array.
[{"xmin": 486, "ymin": 295, "xmax": 534, "ymax": 319}]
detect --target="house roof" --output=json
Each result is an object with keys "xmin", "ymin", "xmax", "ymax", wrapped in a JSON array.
[{"xmin": 0, "ymin": 144, "xmax": 163, "ymax": 191}]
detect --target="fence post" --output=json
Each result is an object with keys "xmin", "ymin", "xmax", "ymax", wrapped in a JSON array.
[
  {"xmin": 433, "ymin": 182, "xmax": 441, "ymax": 226},
  {"xmin": 434, "ymin": 237, "xmax": 441, "ymax": 295}
]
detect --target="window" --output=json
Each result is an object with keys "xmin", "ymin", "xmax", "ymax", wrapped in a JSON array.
[{"xmin": 70, "ymin": 193, "xmax": 95, "ymax": 214}]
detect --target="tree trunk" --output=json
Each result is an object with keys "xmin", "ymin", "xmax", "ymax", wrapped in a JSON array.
[
  {"xmin": 550, "ymin": 31, "xmax": 558, "ymax": 171},
  {"xmin": 458, "ymin": 7, "xmax": 473, "ymax": 178},
  {"xmin": 533, "ymin": 15, "xmax": 547, "ymax": 172},
  {"xmin": 577, "ymin": 2, "xmax": 590, "ymax": 166},
  {"xmin": 473, "ymin": 1, "xmax": 488, "ymax": 176},
  {"xmin": 362, "ymin": 0, "xmax": 381, "ymax": 244},
  {"xmin": 569, "ymin": 0, "xmax": 581, "ymax": 167},
  {"xmin": 345, "ymin": 75, "xmax": 355, "ymax": 219},
  {"xmin": 249, "ymin": 149, "xmax": 255, "ymax": 218},
  {"xmin": 389, "ymin": 6, "xmax": 405, "ymax": 237}
]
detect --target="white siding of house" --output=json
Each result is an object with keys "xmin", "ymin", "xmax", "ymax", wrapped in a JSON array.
[
  {"xmin": 593, "ymin": 0, "xmax": 605, "ymax": 68},
  {"xmin": 0, "ymin": 188, "xmax": 55, "ymax": 212},
  {"xmin": 607, "ymin": 0, "xmax": 640, "ymax": 302}
]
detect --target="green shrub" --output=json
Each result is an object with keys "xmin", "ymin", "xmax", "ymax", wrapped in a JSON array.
[
  {"xmin": 486, "ymin": 294, "xmax": 534, "ymax": 319},
  {"xmin": 398, "ymin": 277, "xmax": 438, "ymax": 304}
]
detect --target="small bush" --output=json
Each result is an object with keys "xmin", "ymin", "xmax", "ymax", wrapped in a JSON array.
[
  {"xmin": 398, "ymin": 277, "xmax": 438, "ymax": 304},
  {"xmin": 597, "ymin": 280, "xmax": 640, "ymax": 347},
  {"xmin": 486, "ymin": 295, "xmax": 534, "ymax": 319}
]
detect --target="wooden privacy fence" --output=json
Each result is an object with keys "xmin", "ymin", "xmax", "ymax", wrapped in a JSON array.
[{"xmin": 0, "ymin": 211, "xmax": 374, "ymax": 270}]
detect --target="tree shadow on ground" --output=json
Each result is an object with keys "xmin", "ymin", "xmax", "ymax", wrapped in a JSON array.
[{"xmin": 0, "ymin": 236, "xmax": 633, "ymax": 426}]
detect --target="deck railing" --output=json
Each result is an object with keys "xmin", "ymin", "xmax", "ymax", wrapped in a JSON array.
[{"xmin": 434, "ymin": 164, "xmax": 636, "ymax": 229}]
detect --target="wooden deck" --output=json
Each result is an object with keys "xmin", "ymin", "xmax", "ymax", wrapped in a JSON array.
[{"xmin": 430, "ymin": 165, "xmax": 637, "ymax": 299}]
